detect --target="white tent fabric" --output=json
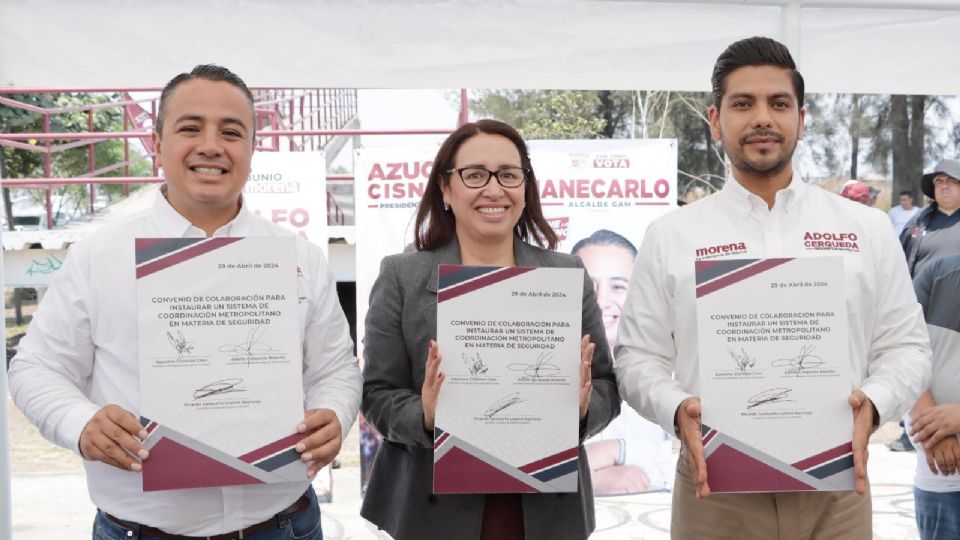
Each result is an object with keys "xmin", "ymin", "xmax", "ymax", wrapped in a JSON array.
[
  {"xmin": 1, "ymin": 0, "xmax": 959, "ymax": 94},
  {"xmin": 1, "ymin": 1, "xmax": 959, "ymax": 536}
]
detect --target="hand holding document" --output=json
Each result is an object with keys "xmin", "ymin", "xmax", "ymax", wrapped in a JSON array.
[
  {"xmin": 434, "ymin": 265, "xmax": 583, "ymax": 494},
  {"xmin": 696, "ymin": 257, "xmax": 853, "ymax": 493},
  {"xmin": 136, "ymin": 237, "xmax": 306, "ymax": 491}
]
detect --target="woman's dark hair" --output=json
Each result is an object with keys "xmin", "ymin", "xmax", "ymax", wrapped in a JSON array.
[{"xmin": 414, "ymin": 119, "xmax": 557, "ymax": 251}]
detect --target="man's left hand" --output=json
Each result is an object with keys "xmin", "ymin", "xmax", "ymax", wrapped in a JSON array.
[
  {"xmin": 849, "ymin": 390, "xmax": 875, "ymax": 496},
  {"xmin": 296, "ymin": 408, "xmax": 342, "ymax": 477}
]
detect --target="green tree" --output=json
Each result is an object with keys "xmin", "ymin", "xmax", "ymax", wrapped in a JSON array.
[
  {"xmin": 0, "ymin": 93, "xmax": 151, "ymax": 228},
  {"xmin": 865, "ymin": 95, "xmax": 951, "ymax": 203},
  {"xmin": 470, "ymin": 90, "xmax": 607, "ymax": 139},
  {"xmin": 0, "ymin": 94, "xmax": 57, "ymax": 230}
]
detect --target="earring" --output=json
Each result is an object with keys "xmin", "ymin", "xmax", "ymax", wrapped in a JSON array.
[
  {"xmin": 522, "ymin": 202, "xmax": 526, "ymax": 210},
  {"xmin": 443, "ymin": 202, "xmax": 450, "ymax": 211}
]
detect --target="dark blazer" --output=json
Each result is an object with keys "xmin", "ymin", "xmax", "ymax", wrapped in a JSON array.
[{"xmin": 360, "ymin": 237, "xmax": 619, "ymax": 540}]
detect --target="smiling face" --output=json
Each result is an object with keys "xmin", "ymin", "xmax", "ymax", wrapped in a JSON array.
[
  {"xmin": 709, "ymin": 65, "xmax": 805, "ymax": 183},
  {"xmin": 153, "ymin": 78, "xmax": 255, "ymax": 228},
  {"xmin": 576, "ymin": 244, "xmax": 634, "ymax": 346},
  {"xmin": 441, "ymin": 133, "xmax": 526, "ymax": 250}
]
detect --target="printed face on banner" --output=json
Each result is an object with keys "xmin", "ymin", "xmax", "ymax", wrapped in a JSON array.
[
  {"xmin": 574, "ymin": 243, "xmax": 634, "ymax": 347},
  {"xmin": 441, "ymin": 133, "xmax": 526, "ymax": 249},
  {"xmin": 708, "ymin": 65, "xmax": 805, "ymax": 178},
  {"xmin": 154, "ymin": 79, "xmax": 254, "ymax": 217}
]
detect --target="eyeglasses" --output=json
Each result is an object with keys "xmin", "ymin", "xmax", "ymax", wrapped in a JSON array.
[{"xmin": 446, "ymin": 167, "xmax": 528, "ymax": 189}]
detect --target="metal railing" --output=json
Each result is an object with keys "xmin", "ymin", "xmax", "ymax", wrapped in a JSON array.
[{"xmin": 0, "ymin": 88, "xmax": 368, "ymax": 226}]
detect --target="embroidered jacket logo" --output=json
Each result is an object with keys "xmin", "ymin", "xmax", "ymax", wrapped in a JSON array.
[
  {"xmin": 695, "ymin": 242, "xmax": 748, "ymax": 260},
  {"xmin": 803, "ymin": 232, "xmax": 860, "ymax": 252}
]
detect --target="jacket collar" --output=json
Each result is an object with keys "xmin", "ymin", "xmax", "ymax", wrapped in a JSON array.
[
  {"xmin": 153, "ymin": 185, "xmax": 252, "ymax": 237},
  {"xmin": 720, "ymin": 174, "xmax": 806, "ymax": 217}
]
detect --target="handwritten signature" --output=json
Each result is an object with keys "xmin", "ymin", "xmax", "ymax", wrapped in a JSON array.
[
  {"xmin": 728, "ymin": 347, "xmax": 757, "ymax": 371},
  {"xmin": 166, "ymin": 330, "xmax": 194, "ymax": 359},
  {"xmin": 483, "ymin": 392, "xmax": 526, "ymax": 418},
  {"xmin": 771, "ymin": 344, "xmax": 824, "ymax": 375},
  {"xmin": 218, "ymin": 325, "xmax": 276, "ymax": 364},
  {"xmin": 193, "ymin": 378, "xmax": 245, "ymax": 400},
  {"xmin": 746, "ymin": 387, "xmax": 794, "ymax": 409},
  {"xmin": 508, "ymin": 351, "xmax": 561, "ymax": 379},
  {"xmin": 462, "ymin": 352, "xmax": 488, "ymax": 376}
]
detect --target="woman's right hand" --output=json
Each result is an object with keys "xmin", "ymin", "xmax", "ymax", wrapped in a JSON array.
[{"xmin": 421, "ymin": 340, "xmax": 445, "ymax": 432}]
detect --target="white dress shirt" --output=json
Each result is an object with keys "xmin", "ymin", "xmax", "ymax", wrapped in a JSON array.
[
  {"xmin": 8, "ymin": 192, "xmax": 362, "ymax": 535},
  {"xmin": 889, "ymin": 204, "xmax": 919, "ymax": 235},
  {"xmin": 615, "ymin": 177, "xmax": 931, "ymax": 436}
]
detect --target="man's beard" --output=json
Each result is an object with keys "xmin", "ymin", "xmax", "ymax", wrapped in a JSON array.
[{"xmin": 726, "ymin": 129, "xmax": 797, "ymax": 176}]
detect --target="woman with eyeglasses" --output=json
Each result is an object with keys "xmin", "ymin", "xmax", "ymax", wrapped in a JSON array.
[{"xmin": 360, "ymin": 120, "xmax": 619, "ymax": 540}]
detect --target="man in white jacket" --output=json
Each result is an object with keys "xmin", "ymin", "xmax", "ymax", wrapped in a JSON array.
[
  {"xmin": 8, "ymin": 65, "xmax": 362, "ymax": 539},
  {"xmin": 615, "ymin": 37, "xmax": 931, "ymax": 539}
]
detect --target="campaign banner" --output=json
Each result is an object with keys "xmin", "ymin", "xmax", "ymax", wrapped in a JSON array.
[
  {"xmin": 244, "ymin": 152, "xmax": 328, "ymax": 255},
  {"xmin": 354, "ymin": 139, "xmax": 678, "ymax": 494}
]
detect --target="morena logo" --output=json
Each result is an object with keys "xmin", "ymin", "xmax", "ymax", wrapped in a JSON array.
[{"xmin": 695, "ymin": 242, "xmax": 748, "ymax": 260}]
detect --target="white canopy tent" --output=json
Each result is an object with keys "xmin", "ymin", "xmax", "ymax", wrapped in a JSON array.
[
  {"xmin": 2, "ymin": 0, "xmax": 960, "ymax": 94},
  {"xmin": 2, "ymin": 1, "xmax": 960, "ymax": 536}
]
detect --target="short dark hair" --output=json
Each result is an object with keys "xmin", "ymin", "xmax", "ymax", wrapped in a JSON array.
[
  {"xmin": 899, "ymin": 190, "xmax": 914, "ymax": 198},
  {"xmin": 414, "ymin": 119, "xmax": 558, "ymax": 251},
  {"xmin": 570, "ymin": 229, "xmax": 637, "ymax": 258},
  {"xmin": 711, "ymin": 36, "xmax": 805, "ymax": 110},
  {"xmin": 155, "ymin": 64, "xmax": 256, "ymax": 141}
]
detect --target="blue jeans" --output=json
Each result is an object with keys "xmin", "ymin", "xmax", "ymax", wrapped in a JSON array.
[
  {"xmin": 915, "ymin": 487, "xmax": 960, "ymax": 540},
  {"xmin": 92, "ymin": 487, "xmax": 322, "ymax": 540}
]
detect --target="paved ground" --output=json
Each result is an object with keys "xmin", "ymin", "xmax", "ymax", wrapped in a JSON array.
[{"xmin": 10, "ymin": 442, "xmax": 921, "ymax": 539}]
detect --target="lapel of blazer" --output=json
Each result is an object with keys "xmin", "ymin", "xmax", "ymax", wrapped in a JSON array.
[
  {"xmin": 425, "ymin": 238, "xmax": 463, "ymax": 293},
  {"xmin": 514, "ymin": 237, "xmax": 547, "ymax": 268}
]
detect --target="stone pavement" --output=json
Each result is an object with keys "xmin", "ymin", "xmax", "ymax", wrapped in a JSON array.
[{"xmin": 11, "ymin": 444, "xmax": 921, "ymax": 539}]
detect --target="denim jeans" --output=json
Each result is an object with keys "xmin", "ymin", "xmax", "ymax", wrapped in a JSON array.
[
  {"xmin": 92, "ymin": 486, "xmax": 322, "ymax": 540},
  {"xmin": 915, "ymin": 487, "xmax": 960, "ymax": 540}
]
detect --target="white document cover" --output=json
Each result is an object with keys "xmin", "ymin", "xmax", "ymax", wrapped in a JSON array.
[
  {"xmin": 434, "ymin": 265, "xmax": 583, "ymax": 494},
  {"xmin": 136, "ymin": 237, "xmax": 306, "ymax": 491},
  {"xmin": 696, "ymin": 257, "xmax": 854, "ymax": 493}
]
